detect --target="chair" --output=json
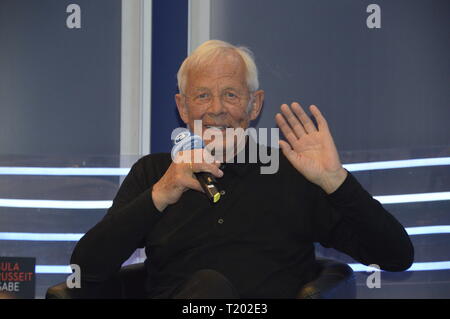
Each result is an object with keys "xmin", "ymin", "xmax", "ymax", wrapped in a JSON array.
[{"xmin": 46, "ymin": 258, "xmax": 355, "ymax": 299}]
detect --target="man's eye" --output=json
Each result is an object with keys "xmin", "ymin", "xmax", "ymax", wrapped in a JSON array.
[
  {"xmin": 197, "ymin": 93, "xmax": 209, "ymax": 100},
  {"xmin": 225, "ymin": 92, "xmax": 238, "ymax": 99}
]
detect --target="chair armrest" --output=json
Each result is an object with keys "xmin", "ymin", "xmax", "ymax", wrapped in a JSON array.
[
  {"xmin": 46, "ymin": 282, "xmax": 77, "ymax": 299},
  {"xmin": 46, "ymin": 276, "xmax": 122, "ymax": 299},
  {"xmin": 117, "ymin": 262, "xmax": 147, "ymax": 298},
  {"xmin": 297, "ymin": 258, "xmax": 356, "ymax": 299},
  {"xmin": 45, "ymin": 263, "xmax": 146, "ymax": 299}
]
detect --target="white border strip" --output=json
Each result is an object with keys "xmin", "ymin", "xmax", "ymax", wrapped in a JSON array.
[
  {"xmin": 374, "ymin": 191, "xmax": 450, "ymax": 204},
  {"xmin": 35, "ymin": 261, "xmax": 450, "ymax": 274},
  {"xmin": 343, "ymin": 157, "xmax": 450, "ymax": 172},
  {"xmin": 120, "ymin": 0, "xmax": 151, "ymax": 158},
  {"xmin": 36, "ymin": 265, "xmax": 73, "ymax": 274},
  {"xmin": 139, "ymin": 0, "xmax": 152, "ymax": 156},
  {"xmin": 188, "ymin": 0, "xmax": 211, "ymax": 54},
  {"xmin": 0, "ymin": 199, "xmax": 111, "ymax": 209},
  {"xmin": 0, "ymin": 167, "xmax": 130, "ymax": 176},
  {"xmin": 0, "ymin": 191, "xmax": 449, "ymax": 210},
  {"xmin": 2, "ymin": 225, "xmax": 449, "ymax": 242},
  {"xmin": 0, "ymin": 157, "xmax": 449, "ymax": 176},
  {"xmin": 406, "ymin": 225, "xmax": 450, "ymax": 235},
  {"xmin": 350, "ymin": 261, "xmax": 450, "ymax": 272},
  {"xmin": 0, "ymin": 233, "xmax": 84, "ymax": 241}
]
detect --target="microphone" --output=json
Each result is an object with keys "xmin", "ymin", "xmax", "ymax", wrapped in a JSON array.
[{"xmin": 172, "ymin": 129, "xmax": 223, "ymax": 204}]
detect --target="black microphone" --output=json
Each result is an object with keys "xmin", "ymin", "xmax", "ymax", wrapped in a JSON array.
[{"xmin": 172, "ymin": 129, "xmax": 223, "ymax": 203}]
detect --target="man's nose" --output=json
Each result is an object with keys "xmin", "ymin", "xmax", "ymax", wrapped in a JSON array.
[{"xmin": 207, "ymin": 94, "xmax": 226, "ymax": 116}]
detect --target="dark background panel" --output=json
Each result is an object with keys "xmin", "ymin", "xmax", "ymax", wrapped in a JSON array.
[
  {"xmin": 351, "ymin": 166, "xmax": 450, "ymax": 195},
  {"xmin": 0, "ymin": 0, "xmax": 123, "ymax": 299},
  {"xmin": 210, "ymin": 0, "xmax": 450, "ymax": 152},
  {"xmin": 0, "ymin": 241, "xmax": 76, "ymax": 265},
  {"xmin": 0, "ymin": 175, "xmax": 119, "ymax": 200},
  {"xmin": 0, "ymin": 0, "xmax": 121, "ymax": 157},
  {"xmin": 0, "ymin": 208, "xmax": 107, "ymax": 233},
  {"xmin": 316, "ymin": 233, "xmax": 450, "ymax": 265},
  {"xmin": 386, "ymin": 202, "xmax": 450, "ymax": 228}
]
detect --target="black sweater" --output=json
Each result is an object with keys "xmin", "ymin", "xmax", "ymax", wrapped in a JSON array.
[{"xmin": 71, "ymin": 150, "xmax": 414, "ymax": 298}]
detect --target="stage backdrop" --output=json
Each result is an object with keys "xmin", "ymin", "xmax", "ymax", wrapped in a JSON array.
[{"xmin": 1, "ymin": 0, "xmax": 449, "ymax": 299}]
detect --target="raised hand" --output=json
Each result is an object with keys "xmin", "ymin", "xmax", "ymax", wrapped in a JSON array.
[{"xmin": 275, "ymin": 102, "xmax": 347, "ymax": 194}]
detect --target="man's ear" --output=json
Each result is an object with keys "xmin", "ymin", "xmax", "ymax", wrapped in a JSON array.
[
  {"xmin": 175, "ymin": 93, "xmax": 189, "ymax": 124},
  {"xmin": 249, "ymin": 90, "xmax": 265, "ymax": 121}
]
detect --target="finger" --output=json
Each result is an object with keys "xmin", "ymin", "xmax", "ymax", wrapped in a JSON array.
[
  {"xmin": 173, "ymin": 150, "xmax": 192, "ymax": 164},
  {"xmin": 191, "ymin": 162, "xmax": 224, "ymax": 178},
  {"xmin": 278, "ymin": 140, "xmax": 298, "ymax": 163},
  {"xmin": 201, "ymin": 147, "xmax": 219, "ymax": 164},
  {"xmin": 280, "ymin": 104, "xmax": 307, "ymax": 138},
  {"xmin": 191, "ymin": 158, "xmax": 222, "ymax": 170},
  {"xmin": 291, "ymin": 102, "xmax": 317, "ymax": 134},
  {"xmin": 275, "ymin": 112, "xmax": 299, "ymax": 147},
  {"xmin": 183, "ymin": 177, "xmax": 205, "ymax": 193},
  {"xmin": 175, "ymin": 149, "xmax": 220, "ymax": 166},
  {"xmin": 309, "ymin": 105, "xmax": 329, "ymax": 132}
]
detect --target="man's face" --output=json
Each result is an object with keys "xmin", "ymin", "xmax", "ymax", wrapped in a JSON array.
[{"xmin": 175, "ymin": 54, "xmax": 264, "ymax": 156}]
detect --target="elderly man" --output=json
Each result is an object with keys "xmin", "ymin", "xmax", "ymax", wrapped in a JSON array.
[{"xmin": 71, "ymin": 40, "xmax": 414, "ymax": 299}]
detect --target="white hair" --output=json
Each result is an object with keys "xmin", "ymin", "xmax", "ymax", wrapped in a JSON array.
[{"xmin": 177, "ymin": 40, "xmax": 259, "ymax": 95}]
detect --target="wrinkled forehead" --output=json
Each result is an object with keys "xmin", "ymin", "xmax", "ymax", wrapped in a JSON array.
[{"xmin": 186, "ymin": 53, "xmax": 248, "ymax": 92}]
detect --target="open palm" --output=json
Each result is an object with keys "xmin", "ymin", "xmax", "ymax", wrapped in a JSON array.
[{"xmin": 275, "ymin": 103, "xmax": 347, "ymax": 193}]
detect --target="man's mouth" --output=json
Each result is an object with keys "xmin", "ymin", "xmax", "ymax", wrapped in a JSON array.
[{"xmin": 204, "ymin": 125, "xmax": 232, "ymax": 131}]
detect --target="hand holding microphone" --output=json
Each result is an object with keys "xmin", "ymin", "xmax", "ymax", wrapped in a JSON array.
[{"xmin": 151, "ymin": 130, "xmax": 224, "ymax": 212}]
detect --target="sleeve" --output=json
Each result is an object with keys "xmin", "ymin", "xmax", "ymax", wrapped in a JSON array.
[
  {"xmin": 310, "ymin": 171, "xmax": 414, "ymax": 272},
  {"xmin": 70, "ymin": 156, "xmax": 165, "ymax": 282}
]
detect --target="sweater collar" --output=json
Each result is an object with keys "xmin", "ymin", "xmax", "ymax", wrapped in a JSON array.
[{"xmin": 219, "ymin": 138, "xmax": 274, "ymax": 177}]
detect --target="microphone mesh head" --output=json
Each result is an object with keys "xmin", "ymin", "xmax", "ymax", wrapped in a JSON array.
[{"xmin": 171, "ymin": 129, "xmax": 204, "ymax": 160}]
